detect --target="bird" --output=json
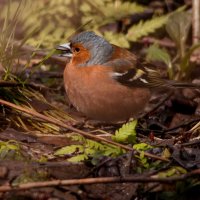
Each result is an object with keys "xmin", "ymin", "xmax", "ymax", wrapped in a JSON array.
[{"xmin": 56, "ymin": 31, "xmax": 198, "ymax": 122}]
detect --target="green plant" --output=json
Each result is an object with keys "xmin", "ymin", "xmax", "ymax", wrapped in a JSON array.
[
  {"xmin": 0, "ymin": 0, "xmax": 174, "ymax": 49},
  {"xmin": 112, "ymin": 120, "xmax": 137, "ymax": 144},
  {"xmin": 133, "ymin": 143, "xmax": 153, "ymax": 169},
  {"xmin": 158, "ymin": 166, "xmax": 187, "ymax": 178},
  {"xmin": 54, "ymin": 122, "xmax": 145, "ymax": 166},
  {"xmin": 0, "ymin": 0, "xmax": 40, "ymax": 81},
  {"xmin": 146, "ymin": 10, "xmax": 200, "ymax": 80},
  {"xmin": 0, "ymin": 140, "xmax": 23, "ymax": 160},
  {"xmin": 0, "ymin": 0, "xmax": 21, "ymax": 80},
  {"xmin": 146, "ymin": 44, "xmax": 173, "ymax": 78},
  {"xmin": 126, "ymin": 14, "xmax": 169, "ymax": 42},
  {"xmin": 54, "ymin": 134, "xmax": 124, "ymax": 163}
]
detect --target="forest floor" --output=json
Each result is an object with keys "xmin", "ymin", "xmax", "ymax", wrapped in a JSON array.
[{"xmin": 0, "ymin": 0, "xmax": 200, "ymax": 199}]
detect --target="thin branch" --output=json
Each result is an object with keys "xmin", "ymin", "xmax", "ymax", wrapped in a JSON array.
[
  {"xmin": 141, "ymin": 37, "xmax": 175, "ymax": 48},
  {"xmin": 180, "ymin": 139, "xmax": 200, "ymax": 147},
  {"xmin": 165, "ymin": 118, "xmax": 200, "ymax": 134},
  {"xmin": 192, "ymin": 0, "xmax": 200, "ymax": 44},
  {"xmin": 0, "ymin": 99, "xmax": 169, "ymax": 162},
  {"xmin": 0, "ymin": 169, "xmax": 199, "ymax": 192},
  {"xmin": 141, "ymin": 91, "xmax": 173, "ymax": 119}
]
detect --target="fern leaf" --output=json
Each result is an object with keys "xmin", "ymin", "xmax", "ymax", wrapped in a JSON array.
[
  {"xmin": 54, "ymin": 145, "xmax": 84, "ymax": 156},
  {"xmin": 84, "ymin": 147, "xmax": 97, "ymax": 156},
  {"xmin": 103, "ymin": 145, "xmax": 124, "ymax": 156},
  {"xmin": 86, "ymin": 139, "xmax": 105, "ymax": 150},
  {"xmin": 54, "ymin": 132, "xmax": 125, "ymax": 163},
  {"xmin": 70, "ymin": 134, "xmax": 86, "ymax": 143},
  {"xmin": 104, "ymin": 31, "xmax": 130, "ymax": 48},
  {"xmin": 133, "ymin": 143, "xmax": 153, "ymax": 151},
  {"xmin": 103, "ymin": 2, "xmax": 145, "ymax": 20},
  {"xmin": 67, "ymin": 154, "xmax": 88, "ymax": 163},
  {"xmin": 127, "ymin": 15, "xmax": 169, "ymax": 42},
  {"xmin": 112, "ymin": 120, "xmax": 137, "ymax": 144}
]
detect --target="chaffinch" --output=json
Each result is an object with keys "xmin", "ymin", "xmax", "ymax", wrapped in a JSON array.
[{"xmin": 56, "ymin": 31, "xmax": 197, "ymax": 122}]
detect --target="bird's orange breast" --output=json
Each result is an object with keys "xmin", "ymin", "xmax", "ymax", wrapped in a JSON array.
[{"xmin": 64, "ymin": 63, "xmax": 150, "ymax": 122}]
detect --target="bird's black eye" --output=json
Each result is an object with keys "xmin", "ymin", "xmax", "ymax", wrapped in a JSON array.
[{"xmin": 75, "ymin": 47, "xmax": 80, "ymax": 52}]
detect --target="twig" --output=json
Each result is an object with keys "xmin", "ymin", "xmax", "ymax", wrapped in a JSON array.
[
  {"xmin": 142, "ymin": 37, "xmax": 175, "ymax": 48},
  {"xmin": 189, "ymin": 120, "xmax": 200, "ymax": 133},
  {"xmin": 165, "ymin": 118, "xmax": 200, "ymax": 134},
  {"xmin": 180, "ymin": 139, "xmax": 200, "ymax": 147},
  {"xmin": 192, "ymin": 0, "xmax": 200, "ymax": 44},
  {"xmin": 0, "ymin": 169, "xmax": 199, "ymax": 192},
  {"xmin": 0, "ymin": 99, "xmax": 169, "ymax": 162},
  {"xmin": 142, "ymin": 91, "xmax": 173, "ymax": 118}
]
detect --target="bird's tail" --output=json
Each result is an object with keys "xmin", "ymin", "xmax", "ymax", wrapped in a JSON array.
[{"xmin": 145, "ymin": 68, "xmax": 200, "ymax": 89}]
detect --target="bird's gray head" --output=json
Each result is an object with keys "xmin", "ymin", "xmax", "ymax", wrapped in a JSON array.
[{"xmin": 70, "ymin": 31, "xmax": 113, "ymax": 66}]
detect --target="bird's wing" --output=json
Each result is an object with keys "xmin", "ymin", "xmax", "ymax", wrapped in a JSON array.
[
  {"xmin": 104, "ymin": 45, "xmax": 200, "ymax": 89},
  {"xmin": 104, "ymin": 45, "xmax": 163, "ymax": 88}
]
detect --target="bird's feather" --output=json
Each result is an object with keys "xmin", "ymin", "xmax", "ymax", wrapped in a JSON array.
[{"xmin": 104, "ymin": 45, "xmax": 200, "ymax": 89}]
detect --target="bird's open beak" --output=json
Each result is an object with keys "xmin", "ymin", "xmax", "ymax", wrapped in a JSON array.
[{"xmin": 56, "ymin": 43, "xmax": 72, "ymax": 57}]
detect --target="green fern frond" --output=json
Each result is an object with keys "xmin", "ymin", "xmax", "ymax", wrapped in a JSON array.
[
  {"xmin": 67, "ymin": 154, "xmax": 88, "ymax": 162},
  {"xmin": 100, "ymin": 2, "xmax": 145, "ymax": 20},
  {"xmin": 103, "ymin": 145, "xmax": 124, "ymax": 156},
  {"xmin": 54, "ymin": 145, "xmax": 84, "ymax": 156},
  {"xmin": 0, "ymin": 0, "xmax": 169, "ymax": 49},
  {"xmin": 82, "ymin": 1, "xmax": 145, "ymax": 27},
  {"xmin": 70, "ymin": 134, "xmax": 86, "ymax": 143},
  {"xmin": 86, "ymin": 139, "xmax": 105, "ymax": 150},
  {"xmin": 112, "ymin": 120, "xmax": 137, "ymax": 144},
  {"xmin": 84, "ymin": 147, "xmax": 97, "ymax": 156},
  {"xmin": 127, "ymin": 15, "xmax": 169, "ymax": 42},
  {"xmin": 158, "ymin": 166, "xmax": 187, "ymax": 178},
  {"xmin": 55, "ymin": 133, "xmax": 124, "ymax": 163},
  {"xmin": 104, "ymin": 31, "xmax": 130, "ymax": 48},
  {"xmin": 1, "ymin": 0, "xmax": 76, "ymax": 48},
  {"xmin": 133, "ymin": 143, "xmax": 153, "ymax": 151}
]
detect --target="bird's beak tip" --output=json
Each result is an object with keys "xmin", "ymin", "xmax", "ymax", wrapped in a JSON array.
[{"xmin": 55, "ymin": 43, "xmax": 72, "ymax": 57}]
